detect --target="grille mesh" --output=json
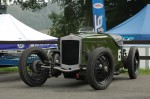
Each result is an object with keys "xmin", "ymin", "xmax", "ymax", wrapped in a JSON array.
[{"xmin": 62, "ymin": 40, "xmax": 79, "ymax": 65}]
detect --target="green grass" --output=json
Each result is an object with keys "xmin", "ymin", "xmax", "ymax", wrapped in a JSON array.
[
  {"xmin": 139, "ymin": 69, "xmax": 150, "ymax": 75},
  {"xmin": 0, "ymin": 67, "xmax": 18, "ymax": 72},
  {"xmin": 121, "ymin": 68, "xmax": 150, "ymax": 75}
]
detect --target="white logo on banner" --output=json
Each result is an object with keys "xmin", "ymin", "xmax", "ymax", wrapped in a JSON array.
[
  {"xmin": 17, "ymin": 44, "xmax": 25, "ymax": 48},
  {"xmin": 94, "ymin": 15, "xmax": 104, "ymax": 32},
  {"xmin": 93, "ymin": 3, "xmax": 103, "ymax": 9}
]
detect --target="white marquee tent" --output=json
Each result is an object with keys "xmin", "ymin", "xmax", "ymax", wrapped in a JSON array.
[
  {"xmin": 0, "ymin": 14, "xmax": 57, "ymax": 41},
  {"xmin": 0, "ymin": 14, "xmax": 58, "ymax": 50}
]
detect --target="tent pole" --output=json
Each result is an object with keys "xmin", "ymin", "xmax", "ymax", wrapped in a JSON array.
[{"xmin": 145, "ymin": 48, "xmax": 150, "ymax": 69}]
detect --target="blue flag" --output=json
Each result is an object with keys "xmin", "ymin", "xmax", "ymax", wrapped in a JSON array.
[{"xmin": 92, "ymin": 0, "xmax": 106, "ymax": 32}]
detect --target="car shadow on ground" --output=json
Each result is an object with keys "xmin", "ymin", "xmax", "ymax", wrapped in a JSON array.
[
  {"xmin": 39, "ymin": 74, "xmax": 132, "ymax": 91},
  {"xmin": 113, "ymin": 74, "xmax": 130, "ymax": 82},
  {"xmin": 47, "ymin": 79, "xmax": 88, "ymax": 88},
  {"xmin": 0, "ymin": 72, "xmax": 133, "ymax": 91}
]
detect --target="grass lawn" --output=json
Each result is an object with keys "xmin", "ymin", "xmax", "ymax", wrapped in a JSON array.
[
  {"xmin": 0, "ymin": 67, "xmax": 18, "ymax": 72},
  {"xmin": 139, "ymin": 69, "xmax": 150, "ymax": 75}
]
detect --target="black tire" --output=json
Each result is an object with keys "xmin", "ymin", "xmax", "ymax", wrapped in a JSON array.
[
  {"xmin": 127, "ymin": 47, "xmax": 140, "ymax": 79},
  {"xmin": 19, "ymin": 47, "xmax": 49, "ymax": 87},
  {"xmin": 86, "ymin": 47, "xmax": 114, "ymax": 90}
]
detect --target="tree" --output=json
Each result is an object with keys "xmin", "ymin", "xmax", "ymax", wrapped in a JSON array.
[
  {"xmin": 48, "ymin": 12, "xmax": 67, "ymax": 37},
  {"xmin": 48, "ymin": 0, "xmax": 85, "ymax": 37}
]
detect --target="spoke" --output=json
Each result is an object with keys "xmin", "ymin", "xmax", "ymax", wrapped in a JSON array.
[
  {"xmin": 94, "ymin": 53, "xmax": 110, "ymax": 84},
  {"xmin": 134, "ymin": 57, "xmax": 139, "ymax": 74},
  {"xmin": 94, "ymin": 72, "xmax": 104, "ymax": 82},
  {"xmin": 99, "ymin": 55, "xmax": 109, "ymax": 67},
  {"xmin": 106, "ymin": 57, "xmax": 110, "ymax": 67},
  {"xmin": 103, "ymin": 56, "xmax": 110, "ymax": 68},
  {"xmin": 98, "ymin": 56, "xmax": 105, "ymax": 65},
  {"xmin": 25, "ymin": 53, "xmax": 46, "ymax": 81},
  {"xmin": 95, "ymin": 60, "xmax": 101, "ymax": 67}
]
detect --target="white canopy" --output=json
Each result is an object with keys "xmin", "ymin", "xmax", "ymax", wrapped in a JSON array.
[{"xmin": 0, "ymin": 14, "xmax": 57, "ymax": 41}]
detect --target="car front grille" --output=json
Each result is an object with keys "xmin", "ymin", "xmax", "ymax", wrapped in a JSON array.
[{"xmin": 61, "ymin": 40, "xmax": 79, "ymax": 65}]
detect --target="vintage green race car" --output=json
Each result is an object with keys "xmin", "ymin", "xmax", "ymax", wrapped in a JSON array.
[{"xmin": 19, "ymin": 31, "xmax": 140, "ymax": 90}]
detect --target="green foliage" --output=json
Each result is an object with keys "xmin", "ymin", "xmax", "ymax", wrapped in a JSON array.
[
  {"xmin": 105, "ymin": 0, "xmax": 130, "ymax": 29},
  {"xmin": 48, "ymin": 12, "xmax": 82, "ymax": 37},
  {"xmin": 0, "ymin": 67, "xmax": 18, "ymax": 72},
  {"xmin": 18, "ymin": 0, "xmax": 47, "ymax": 11},
  {"xmin": 48, "ymin": 12, "xmax": 67, "ymax": 37},
  {"xmin": 48, "ymin": 1, "xmax": 85, "ymax": 37},
  {"xmin": 139, "ymin": 69, "xmax": 150, "ymax": 75}
]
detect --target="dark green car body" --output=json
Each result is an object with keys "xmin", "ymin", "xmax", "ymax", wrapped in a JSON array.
[{"xmin": 60, "ymin": 32, "xmax": 123, "ymax": 73}]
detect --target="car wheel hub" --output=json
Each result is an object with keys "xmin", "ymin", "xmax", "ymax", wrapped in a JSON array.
[{"xmin": 31, "ymin": 60, "xmax": 43, "ymax": 73}]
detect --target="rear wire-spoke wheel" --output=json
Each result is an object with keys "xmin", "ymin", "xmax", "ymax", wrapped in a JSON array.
[
  {"xmin": 87, "ymin": 47, "xmax": 114, "ymax": 90},
  {"xmin": 127, "ymin": 47, "xmax": 140, "ymax": 79},
  {"xmin": 19, "ymin": 47, "xmax": 49, "ymax": 87}
]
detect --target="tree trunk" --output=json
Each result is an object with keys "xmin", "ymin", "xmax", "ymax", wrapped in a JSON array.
[{"xmin": 83, "ymin": 0, "xmax": 93, "ymax": 27}]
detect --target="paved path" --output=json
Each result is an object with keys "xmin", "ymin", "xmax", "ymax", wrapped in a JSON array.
[{"xmin": 0, "ymin": 72, "xmax": 150, "ymax": 99}]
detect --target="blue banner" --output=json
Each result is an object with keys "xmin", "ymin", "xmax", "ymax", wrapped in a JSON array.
[
  {"xmin": 92, "ymin": 0, "xmax": 106, "ymax": 32},
  {"xmin": 0, "ymin": 44, "xmax": 57, "ymax": 50}
]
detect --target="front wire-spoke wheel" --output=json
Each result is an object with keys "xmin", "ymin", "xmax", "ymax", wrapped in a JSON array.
[
  {"xmin": 19, "ymin": 47, "xmax": 50, "ymax": 87},
  {"xmin": 86, "ymin": 47, "xmax": 114, "ymax": 90}
]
